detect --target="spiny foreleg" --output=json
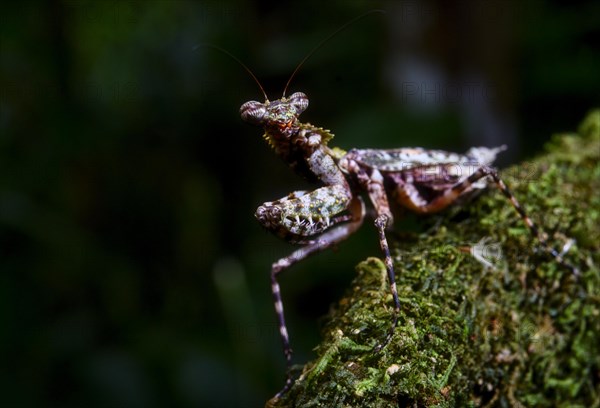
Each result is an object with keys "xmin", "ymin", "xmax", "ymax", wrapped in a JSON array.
[
  {"xmin": 256, "ymin": 184, "xmax": 353, "ymax": 244},
  {"xmin": 269, "ymin": 196, "xmax": 365, "ymax": 397}
]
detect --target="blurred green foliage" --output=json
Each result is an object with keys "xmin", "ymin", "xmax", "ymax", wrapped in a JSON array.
[{"xmin": 0, "ymin": 1, "xmax": 598, "ymax": 407}]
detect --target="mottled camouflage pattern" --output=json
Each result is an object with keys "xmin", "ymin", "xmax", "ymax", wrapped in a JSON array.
[{"xmin": 241, "ymin": 92, "xmax": 577, "ymax": 400}]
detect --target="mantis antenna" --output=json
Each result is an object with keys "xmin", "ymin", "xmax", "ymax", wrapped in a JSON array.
[
  {"xmin": 196, "ymin": 43, "xmax": 269, "ymax": 102},
  {"xmin": 198, "ymin": 9, "xmax": 385, "ymax": 102},
  {"xmin": 282, "ymin": 9, "xmax": 386, "ymax": 97}
]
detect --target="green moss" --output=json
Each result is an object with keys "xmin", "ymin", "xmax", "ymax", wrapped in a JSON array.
[{"xmin": 268, "ymin": 110, "xmax": 600, "ymax": 408}]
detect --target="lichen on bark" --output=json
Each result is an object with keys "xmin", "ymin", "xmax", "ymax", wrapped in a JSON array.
[{"xmin": 268, "ymin": 110, "xmax": 600, "ymax": 408}]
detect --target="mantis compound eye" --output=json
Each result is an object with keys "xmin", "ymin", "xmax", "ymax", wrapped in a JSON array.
[
  {"xmin": 288, "ymin": 92, "xmax": 308, "ymax": 115},
  {"xmin": 240, "ymin": 100, "xmax": 267, "ymax": 125}
]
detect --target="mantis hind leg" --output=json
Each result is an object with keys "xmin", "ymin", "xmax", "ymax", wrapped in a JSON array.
[{"xmin": 396, "ymin": 165, "xmax": 578, "ymax": 274}]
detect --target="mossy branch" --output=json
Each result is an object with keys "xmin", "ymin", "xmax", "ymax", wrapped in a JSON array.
[{"xmin": 269, "ymin": 110, "xmax": 600, "ymax": 407}]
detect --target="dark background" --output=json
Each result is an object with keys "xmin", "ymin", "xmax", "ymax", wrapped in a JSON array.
[{"xmin": 1, "ymin": 1, "xmax": 598, "ymax": 407}]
